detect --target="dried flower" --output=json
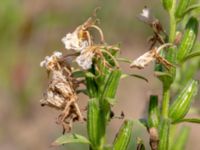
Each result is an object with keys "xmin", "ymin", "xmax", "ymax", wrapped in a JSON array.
[
  {"xmin": 76, "ymin": 48, "xmax": 95, "ymax": 70},
  {"xmin": 40, "ymin": 52, "xmax": 84, "ymax": 133},
  {"xmin": 40, "ymin": 51, "xmax": 63, "ymax": 70},
  {"xmin": 130, "ymin": 43, "xmax": 173, "ymax": 69},
  {"xmin": 138, "ymin": 6, "xmax": 155, "ymax": 24},
  {"xmin": 62, "ymin": 31, "xmax": 89, "ymax": 52},
  {"xmin": 62, "ymin": 17, "xmax": 105, "ymax": 52}
]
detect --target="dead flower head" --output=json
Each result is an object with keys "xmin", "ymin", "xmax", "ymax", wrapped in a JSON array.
[
  {"xmin": 130, "ymin": 43, "xmax": 173, "ymax": 69},
  {"xmin": 76, "ymin": 45, "xmax": 119, "ymax": 70},
  {"xmin": 40, "ymin": 51, "xmax": 84, "ymax": 133},
  {"xmin": 62, "ymin": 15, "xmax": 104, "ymax": 52},
  {"xmin": 40, "ymin": 51, "xmax": 62, "ymax": 71}
]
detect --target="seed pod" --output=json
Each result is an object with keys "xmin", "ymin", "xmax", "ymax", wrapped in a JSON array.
[
  {"xmin": 102, "ymin": 70, "xmax": 121, "ymax": 105},
  {"xmin": 158, "ymin": 119, "xmax": 170, "ymax": 150},
  {"xmin": 148, "ymin": 95, "xmax": 160, "ymax": 128},
  {"xmin": 169, "ymin": 80, "xmax": 198, "ymax": 122},
  {"xmin": 161, "ymin": 0, "xmax": 173, "ymax": 11},
  {"xmin": 113, "ymin": 120, "xmax": 133, "ymax": 150},
  {"xmin": 175, "ymin": 0, "xmax": 191, "ymax": 19},
  {"xmin": 87, "ymin": 98, "xmax": 102, "ymax": 148},
  {"xmin": 177, "ymin": 17, "xmax": 199, "ymax": 62},
  {"xmin": 86, "ymin": 76, "xmax": 98, "ymax": 98}
]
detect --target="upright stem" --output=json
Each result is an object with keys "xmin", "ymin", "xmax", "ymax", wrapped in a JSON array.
[
  {"xmin": 162, "ymin": 86, "xmax": 170, "ymax": 118},
  {"xmin": 169, "ymin": 0, "xmax": 177, "ymax": 43},
  {"xmin": 162, "ymin": 0, "xmax": 177, "ymax": 119}
]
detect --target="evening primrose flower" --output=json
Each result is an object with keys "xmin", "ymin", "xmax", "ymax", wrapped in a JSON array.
[
  {"xmin": 76, "ymin": 49, "xmax": 95, "ymax": 70},
  {"xmin": 62, "ymin": 31, "xmax": 89, "ymax": 52},
  {"xmin": 40, "ymin": 51, "xmax": 62, "ymax": 70}
]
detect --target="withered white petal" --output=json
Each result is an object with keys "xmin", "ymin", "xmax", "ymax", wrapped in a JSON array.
[
  {"xmin": 40, "ymin": 51, "xmax": 63, "ymax": 69},
  {"xmin": 76, "ymin": 50, "xmax": 94, "ymax": 70},
  {"xmin": 130, "ymin": 50, "xmax": 155, "ymax": 69},
  {"xmin": 130, "ymin": 43, "xmax": 172, "ymax": 69},
  {"xmin": 141, "ymin": 7, "xmax": 150, "ymax": 19},
  {"xmin": 62, "ymin": 32, "xmax": 89, "ymax": 52}
]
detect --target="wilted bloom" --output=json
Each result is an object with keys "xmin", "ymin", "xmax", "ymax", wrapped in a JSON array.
[
  {"xmin": 76, "ymin": 48, "xmax": 95, "ymax": 70},
  {"xmin": 40, "ymin": 53, "xmax": 84, "ymax": 133},
  {"xmin": 130, "ymin": 43, "xmax": 173, "ymax": 69},
  {"xmin": 62, "ymin": 31, "xmax": 89, "ymax": 52},
  {"xmin": 62, "ymin": 16, "xmax": 105, "ymax": 52},
  {"xmin": 40, "ymin": 51, "xmax": 63, "ymax": 70}
]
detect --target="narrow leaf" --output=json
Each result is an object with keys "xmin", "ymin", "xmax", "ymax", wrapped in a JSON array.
[
  {"xmin": 182, "ymin": 50, "xmax": 200, "ymax": 62},
  {"xmin": 172, "ymin": 118, "xmax": 200, "ymax": 124},
  {"xmin": 121, "ymin": 73, "xmax": 148, "ymax": 82},
  {"xmin": 51, "ymin": 134, "xmax": 90, "ymax": 146},
  {"xmin": 182, "ymin": 4, "xmax": 200, "ymax": 17}
]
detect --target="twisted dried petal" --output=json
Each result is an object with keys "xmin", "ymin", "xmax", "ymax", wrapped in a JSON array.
[
  {"xmin": 62, "ymin": 31, "xmax": 89, "ymax": 52},
  {"xmin": 40, "ymin": 51, "xmax": 62, "ymax": 70},
  {"xmin": 76, "ymin": 49, "xmax": 95, "ymax": 70}
]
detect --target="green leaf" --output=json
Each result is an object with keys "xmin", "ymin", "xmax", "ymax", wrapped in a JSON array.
[
  {"xmin": 148, "ymin": 95, "xmax": 160, "ymax": 128},
  {"xmin": 182, "ymin": 50, "xmax": 200, "ymax": 62},
  {"xmin": 158, "ymin": 119, "xmax": 170, "ymax": 150},
  {"xmin": 121, "ymin": 73, "xmax": 148, "ymax": 82},
  {"xmin": 72, "ymin": 70, "xmax": 85, "ymax": 78},
  {"xmin": 172, "ymin": 118, "xmax": 200, "ymax": 124},
  {"xmin": 51, "ymin": 134, "xmax": 90, "ymax": 146},
  {"xmin": 105, "ymin": 97, "xmax": 116, "ymax": 105},
  {"xmin": 113, "ymin": 120, "xmax": 133, "ymax": 150},
  {"xmin": 169, "ymin": 79, "xmax": 198, "ymax": 122},
  {"xmin": 117, "ymin": 57, "xmax": 132, "ymax": 63},
  {"xmin": 170, "ymin": 126, "xmax": 190, "ymax": 150},
  {"xmin": 182, "ymin": 4, "xmax": 200, "ymax": 18}
]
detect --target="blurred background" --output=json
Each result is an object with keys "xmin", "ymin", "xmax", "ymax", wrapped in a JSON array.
[{"xmin": 0, "ymin": 0, "xmax": 200, "ymax": 150}]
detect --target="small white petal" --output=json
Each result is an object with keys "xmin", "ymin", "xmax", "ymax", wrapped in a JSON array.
[
  {"xmin": 40, "ymin": 60, "xmax": 46, "ymax": 67},
  {"xmin": 62, "ymin": 32, "xmax": 89, "ymax": 52},
  {"xmin": 76, "ymin": 50, "xmax": 94, "ymax": 70},
  {"xmin": 53, "ymin": 51, "xmax": 62, "ymax": 58},
  {"xmin": 141, "ymin": 8, "xmax": 150, "ymax": 18}
]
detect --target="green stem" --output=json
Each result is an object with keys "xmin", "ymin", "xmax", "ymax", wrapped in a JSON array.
[
  {"xmin": 161, "ymin": 0, "xmax": 177, "ymax": 119},
  {"xmin": 169, "ymin": 0, "xmax": 177, "ymax": 43},
  {"xmin": 162, "ymin": 86, "xmax": 170, "ymax": 118}
]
